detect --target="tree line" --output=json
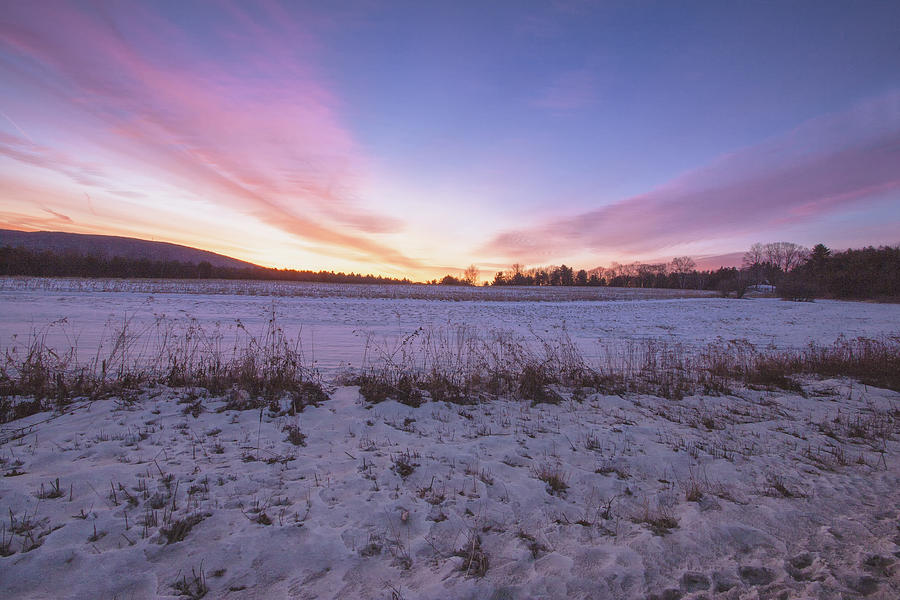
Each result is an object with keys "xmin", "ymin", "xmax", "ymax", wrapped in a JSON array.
[
  {"xmin": 486, "ymin": 258, "xmax": 738, "ymax": 291},
  {"xmin": 4, "ymin": 242, "xmax": 897, "ymax": 299},
  {"xmin": 477, "ymin": 241, "xmax": 899, "ymax": 300},
  {"xmin": 0, "ymin": 246, "xmax": 413, "ymax": 285},
  {"xmin": 778, "ymin": 244, "xmax": 900, "ymax": 301}
]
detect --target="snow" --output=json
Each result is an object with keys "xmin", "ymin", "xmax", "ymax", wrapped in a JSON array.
[
  {"xmin": 0, "ymin": 277, "xmax": 716, "ymax": 302},
  {"xmin": 1, "ymin": 380, "xmax": 898, "ymax": 598},
  {"xmin": 1, "ymin": 279, "xmax": 899, "ymax": 598},
  {"xmin": 2, "ymin": 280, "xmax": 899, "ymax": 376}
]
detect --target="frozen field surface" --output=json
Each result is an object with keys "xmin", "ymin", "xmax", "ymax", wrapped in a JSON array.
[
  {"xmin": 1, "ymin": 380, "xmax": 898, "ymax": 599},
  {"xmin": 1, "ymin": 279, "xmax": 899, "ymax": 599},
  {"xmin": 1, "ymin": 278, "xmax": 899, "ymax": 375},
  {"xmin": 0, "ymin": 277, "xmax": 717, "ymax": 302}
]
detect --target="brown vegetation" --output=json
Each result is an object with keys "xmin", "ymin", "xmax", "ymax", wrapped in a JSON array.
[{"xmin": 2, "ymin": 313, "xmax": 898, "ymax": 424}]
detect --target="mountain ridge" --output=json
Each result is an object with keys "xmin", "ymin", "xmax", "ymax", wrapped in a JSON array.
[{"xmin": 0, "ymin": 229, "xmax": 257, "ymax": 269}]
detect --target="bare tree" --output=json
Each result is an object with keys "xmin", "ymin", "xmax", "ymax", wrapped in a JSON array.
[
  {"xmin": 622, "ymin": 262, "xmax": 640, "ymax": 279},
  {"xmin": 463, "ymin": 264, "xmax": 479, "ymax": 286},
  {"xmin": 743, "ymin": 242, "xmax": 767, "ymax": 285},
  {"xmin": 636, "ymin": 263, "xmax": 653, "ymax": 287},
  {"xmin": 670, "ymin": 256, "xmax": 696, "ymax": 288},
  {"xmin": 507, "ymin": 263, "xmax": 527, "ymax": 285},
  {"xmin": 743, "ymin": 243, "xmax": 765, "ymax": 268},
  {"xmin": 764, "ymin": 242, "xmax": 809, "ymax": 272},
  {"xmin": 606, "ymin": 262, "xmax": 621, "ymax": 279},
  {"xmin": 636, "ymin": 263, "xmax": 665, "ymax": 287}
]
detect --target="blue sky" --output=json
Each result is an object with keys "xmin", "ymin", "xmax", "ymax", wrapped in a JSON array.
[{"xmin": 1, "ymin": 1, "xmax": 898, "ymax": 278}]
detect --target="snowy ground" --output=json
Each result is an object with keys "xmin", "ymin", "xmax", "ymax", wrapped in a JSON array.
[
  {"xmin": 1, "ymin": 280, "xmax": 899, "ymax": 598},
  {"xmin": 2, "ymin": 279, "xmax": 900, "ymax": 375},
  {"xmin": 1, "ymin": 379, "xmax": 898, "ymax": 599},
  {"xmin": 0, "ymin": 277, "xmax": 716, "ymax": 302}
]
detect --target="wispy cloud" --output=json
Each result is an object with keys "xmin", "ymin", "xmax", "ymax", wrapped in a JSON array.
[
  {"xmin": 0, "ymin": 132, "xmax": 109, "ymax": 188},
  {"xmin": 0, "ymin": 1, "xmax": 420, "ymax": 268},
  {"xmin": 486, "ymin": 92, "xmax": 900, "ymax": 262},
  {"xmin": 41, "ymin": 207, "xmax": 74, "ymax": 223}
]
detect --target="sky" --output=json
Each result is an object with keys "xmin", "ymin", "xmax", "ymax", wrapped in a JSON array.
[{"xmin": 1, "ymin": 0, "xmax": 898, "ymax": 280}]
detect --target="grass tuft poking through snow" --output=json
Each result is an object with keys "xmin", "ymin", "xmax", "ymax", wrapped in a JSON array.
[
  {"xmin": 161, "ymin": 512, "xmax": 209, "ymax": 545},
  {"xmin": 531, "ymin": 461, "xmax": 569, "ymax": 496}
]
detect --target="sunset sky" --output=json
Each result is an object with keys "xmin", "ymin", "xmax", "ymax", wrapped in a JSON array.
[{"xmin": 1, "ymin": 1, "xmax": 898, "ymax": 280}]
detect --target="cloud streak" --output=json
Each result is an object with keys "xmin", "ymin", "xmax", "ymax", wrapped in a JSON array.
[
  {"xmin": 0, "ymin": 132, "xmax": 110, "ymax": 188},
  {"xmin": 0, "ymin": 1, "xmax": 421, "ymax": 268},
  {"xmin": 486, "ymin": 92, "xmax": 900, "ymax": 262}
]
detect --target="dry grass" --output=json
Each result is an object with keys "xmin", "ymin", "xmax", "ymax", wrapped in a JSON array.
[
  {"xmin": 632, "ymin": 499, "xmax": 679, "ymax": 536},
  {"xmin": 352, "ymin": 327, "xmax": 899, "ymax": 408},
  {"xmin": 282, "ymin": 424, "xmax": 306, "ymax": 446},
  {"xmin": 391, "ymin": 450, "xmax": 419, "ymax": 479},
  {"xmin": 454, "ymin": 531, "xmax": 489, "ymax": 577},
  {"xmin": 2, "ymin": 311, "xmax": 898, "ymax": 424},
  {"xmin": 173, "ymin": 565, "xmax": 208, "ymax": 599},
  {"xmin": 161, "ymin": 513, "xmax": 208, "ymax": 544},
  {"xmin": 531, "ymin": 462, "xmax": 569, "ymax": 496},
  {"xmin": 0, "ymin": 309, "xmax": 325, "ymax": 423}
]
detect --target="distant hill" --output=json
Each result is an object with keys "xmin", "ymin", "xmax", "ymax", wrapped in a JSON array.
[{"xmin": 0, "ymin": 229, "xmax": 256, "ymax": 269}]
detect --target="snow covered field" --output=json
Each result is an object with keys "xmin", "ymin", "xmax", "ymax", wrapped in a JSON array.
[
  {"xmin": 0, "ymin": 277, "xmax": 716, "ymax": 302},
  {"xmin": 1, "ymin": 279, "xmax": 899, "ymax": 599},
  {"xmin": 2, "ymin": 379, "xmax": 898, "ymax": 599},
  {"xmin": 2, "ymin": 278, "xmax": 899, "ymax": 375}
]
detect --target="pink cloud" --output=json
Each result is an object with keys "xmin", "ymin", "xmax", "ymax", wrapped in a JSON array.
[
  {"xmin": 486, "ymin": 92, "xmax": 900, "ymax": 262},
  {"xmin": 0, "ymin": 1, "xmax": 420, "ymax": 268}
]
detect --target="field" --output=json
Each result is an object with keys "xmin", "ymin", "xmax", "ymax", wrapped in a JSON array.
[
  {"xmin": 1, "ymin": 278, "xmax": 898, "ymax": 375},
  {"xmin": 0, "ymin": 277, "xmax": 718, "ymax": 302},
  {"xmin": 1, "ymin": 279, "xmax": 899, "ymax": 599}
]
